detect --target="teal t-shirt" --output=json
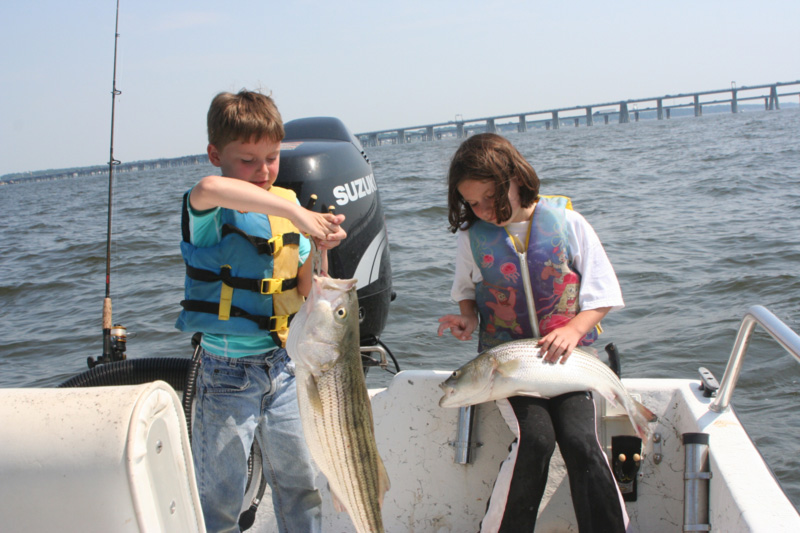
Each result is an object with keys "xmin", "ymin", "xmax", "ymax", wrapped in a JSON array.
[{"xmin": 186, "ymin": 194, "xmax": 310, "ymax": 357}]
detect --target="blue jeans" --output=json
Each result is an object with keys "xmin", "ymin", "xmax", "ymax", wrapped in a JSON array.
[{"xmin": 192, "ymin": 348, "xmax": 322, "ymax": 533}]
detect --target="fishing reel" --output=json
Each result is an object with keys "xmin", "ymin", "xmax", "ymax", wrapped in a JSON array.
[{"xmin": 87, "ymin": 324, "xmax": 128, "ymax": 368}]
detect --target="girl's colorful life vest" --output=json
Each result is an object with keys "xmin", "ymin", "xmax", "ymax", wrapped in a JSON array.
[
  {"xmin": 470, "ymin": 195, "xmax": 599, "ymax": 352},
  {"xmin": 175, "ymin": 185, "xmax": 306, "ymax": 347}
]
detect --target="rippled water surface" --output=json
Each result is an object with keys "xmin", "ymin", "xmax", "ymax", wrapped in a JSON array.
[{"xmin": 1, "ymin": 109, "xmax": 799, "ymax": 508}]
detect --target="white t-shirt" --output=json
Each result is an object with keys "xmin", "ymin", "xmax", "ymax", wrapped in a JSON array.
[{"xmin": 450, "ymin": 209, "xmax": 624, "ymax": 312}]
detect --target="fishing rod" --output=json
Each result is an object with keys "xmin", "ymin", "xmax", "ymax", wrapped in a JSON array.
[{"xmin": 89, "ymin": 0, "xmax": 127, "ymax": 368}]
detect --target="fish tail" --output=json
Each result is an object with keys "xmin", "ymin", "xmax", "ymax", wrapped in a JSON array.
[{"xmin": 631, "ymin": 399, "xmax": 658, "ymax": 441}]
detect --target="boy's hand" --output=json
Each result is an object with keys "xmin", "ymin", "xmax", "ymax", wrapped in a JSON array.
[
  {"xmin": 295, "ymin": 208, "xmax": 347, "ymax": 242},
  {"xmin": 437, "ymin": 314, "xmax": 478, "ymax": 341},
  {"xmin": 313, "ymin": 237, "xmax": 342, "ymax": 251}
]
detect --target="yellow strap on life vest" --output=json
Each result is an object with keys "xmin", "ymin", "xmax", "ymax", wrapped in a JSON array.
[
  {"xmin": 218, "ymin": 264, "xmax": 234, "ymax": 320},
  {"xmin": 506, "ymin": 196, "xmax": 574, "ymax": 253},
  {"xmin": 539, "ymin": 194, "xmax": 573, "ymax": 210}
]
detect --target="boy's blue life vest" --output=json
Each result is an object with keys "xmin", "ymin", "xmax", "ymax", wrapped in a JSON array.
[
  {"xmin": 175, "ymin": 186, "xmax": 305, "ymax": 347},
  {"xmin": 470, "ymin": 195, "xmax": 599, "ymax": 352}
]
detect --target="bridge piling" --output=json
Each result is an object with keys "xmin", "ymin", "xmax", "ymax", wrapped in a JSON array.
[
  {"xmin": 694, "ymin": 95, "xmax": 702, "ymax": 117},
  {"xmin": 619, "ymin": 102, "xmax": 630, "ymax": 124},
  {"xmin": 769, "ymin": 85, "xmax": 780, "ymax": 110},
  {"xmin": 586, "ymin": 107, "xmax": 593, "ymax": 126}
]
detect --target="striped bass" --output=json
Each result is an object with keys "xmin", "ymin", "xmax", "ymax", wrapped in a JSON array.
[
  {"xmin": 286, "ymin": 275, "xmax": 389, "ymax": 533},
  {"xmin": 439, "ymin": 339, "xmax": 657, "ymax": 440}
]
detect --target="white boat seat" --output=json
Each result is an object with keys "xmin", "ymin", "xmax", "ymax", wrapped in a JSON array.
[{"xmin": 0, "ymin": 381, "xmax": 205, "ymax": 533}]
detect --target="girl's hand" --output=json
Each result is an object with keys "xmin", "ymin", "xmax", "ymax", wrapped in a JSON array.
[
  {"xmin": 537, "ymin": 307, "xmax": 610, "ymax": 363},
  {"xmin": 537, "ymin": 326, "xmax": 583, "ymax": 363},
  {"xmin": 437, "ymin": 313, "xmax": 478, "ymax": 341}
]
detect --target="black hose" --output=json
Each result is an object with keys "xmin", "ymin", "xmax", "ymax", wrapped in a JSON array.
[
  {"xmin": 58, "ymin": 357, "xmax": 191, "ymax": 390},
  {"xmin": 239, "ymin": 438, "xmax": 269, "ymax": 531},
  {"xmin": 182, "ymin": 333, "xmax": 204, "ymax": 441},
  {"xmin": 238, "ymin": 473, "xmax": 268, "ymax": 531}
]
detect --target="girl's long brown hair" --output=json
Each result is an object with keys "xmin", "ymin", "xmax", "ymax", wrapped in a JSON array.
[{"xmin": 446, "ymin": 133, "xmax": 540, "ymax": 233}]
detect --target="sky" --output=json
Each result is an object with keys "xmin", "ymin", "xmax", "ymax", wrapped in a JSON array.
[{"xmin": 1, "ymin": 0, "xmax": 798, "ymax": 176}]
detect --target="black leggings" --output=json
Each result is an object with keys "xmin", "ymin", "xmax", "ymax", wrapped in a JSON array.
[{"xmin": 494, "ymin": 392, "xmax": 626, "ymax": 533}]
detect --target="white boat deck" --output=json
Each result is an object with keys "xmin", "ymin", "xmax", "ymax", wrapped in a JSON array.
[{"xmin": 248, "ymin": 369, "xmax": 800, "ymax": 532}]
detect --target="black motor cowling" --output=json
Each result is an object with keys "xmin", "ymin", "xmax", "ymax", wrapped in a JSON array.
[{"xmin": 278, "ymin": 117, "xmax": 393, "ymax": 343}]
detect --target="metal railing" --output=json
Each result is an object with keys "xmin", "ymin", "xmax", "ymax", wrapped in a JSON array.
[{"xmin": 709, "ymin": 305, "xmax": 800, "ymax": 412}]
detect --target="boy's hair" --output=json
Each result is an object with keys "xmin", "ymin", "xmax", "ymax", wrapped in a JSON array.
[
  {"xmin": 207, "ymin": 89, "xmax": 284, "ymax": 149},
  {"xmin": 447, "ymin": 133, "xmax": 540, "ymax": 233}
]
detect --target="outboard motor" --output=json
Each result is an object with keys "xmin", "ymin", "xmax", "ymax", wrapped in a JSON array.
[{"xmin": 278, "ymin": 117, "xmax": 395, "ymax": 370}]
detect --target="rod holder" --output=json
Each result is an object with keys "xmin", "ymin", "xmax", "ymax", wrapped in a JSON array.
[
  {"xmin": 683, "ymin": 432, "xmax": 712, "ymax": 532},
  {"xmin": 453, "ymin": 405, "xmax": 476, "ymax": 464}
]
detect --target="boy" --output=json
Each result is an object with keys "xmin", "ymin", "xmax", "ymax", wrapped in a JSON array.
[{"xmin": 176, "ymin": 89, "xmax": 346, "ymax": 532}]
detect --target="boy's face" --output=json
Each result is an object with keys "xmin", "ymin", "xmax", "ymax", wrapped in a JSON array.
[{"xmin": 207, "ymin": 137, "xmax": 281, "ymax": 189}]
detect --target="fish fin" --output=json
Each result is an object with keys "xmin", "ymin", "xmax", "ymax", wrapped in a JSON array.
[
  {"xmin": 514, "ymin": 391, "xmax": 547, "ymax": 399},
  {"xmin": 637, "ymin": 400, "xmax": 658, "ymax": 422},
  {"xmin": 329, "ymin": 485, "xmax": 347, "ymax": 513},
  {"xmin": 631, "ymin": 400, "xmax": 658, "ymax": 441},
  {"xmin": 494, "ymin": 357, "xmax": 521, "ymax": 378},
  {"xmin": 591, "ymin": 387, "xmax": 619, "ymax": 407},
  {"xmin": 304, "ymin": 373, "xmax": 324, "ymax": 413},
  {"xmin": 376, "ymin": 452, "xmax": 391, "ymax": 508}
]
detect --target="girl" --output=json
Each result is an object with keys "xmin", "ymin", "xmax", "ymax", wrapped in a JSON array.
[{"xmin": 437, "ymin": 133, "xmax": 627, "ymax": 532}]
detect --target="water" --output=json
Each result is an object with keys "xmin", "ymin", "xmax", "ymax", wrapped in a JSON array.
[{"xmin": 2, "ymin": 109, "xmax": 799, "ymax": 509}]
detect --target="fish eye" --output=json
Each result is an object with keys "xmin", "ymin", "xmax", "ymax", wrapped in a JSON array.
[{"xmin": 335, "ymin": 306, "xmax": 347, "ymax": 319}]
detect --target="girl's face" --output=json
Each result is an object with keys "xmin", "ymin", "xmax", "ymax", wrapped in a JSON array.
[{"xmin": 457, "ymin": 178, "xmax": 533, "ymax": 226}]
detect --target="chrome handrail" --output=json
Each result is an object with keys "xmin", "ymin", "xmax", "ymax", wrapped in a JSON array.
[
  {"xmin": 709, "ymin": 305, "xmax": 800, "ymax": 412},
  {"xmin": 360, "ymin": 344, "xmax": 389, "ymax": 370}
]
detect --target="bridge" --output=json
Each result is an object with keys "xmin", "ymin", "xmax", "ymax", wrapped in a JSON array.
[{"xmin": 356, "ymin": 80, "xmax": 800, "ymax": 146}]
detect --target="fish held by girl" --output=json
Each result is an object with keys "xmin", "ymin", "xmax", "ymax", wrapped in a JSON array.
[{"xmin": 439, "ymin": 338, "xmax": 657, "ymax": 440}]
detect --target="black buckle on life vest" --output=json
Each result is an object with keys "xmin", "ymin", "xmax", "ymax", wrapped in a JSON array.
[
  {"xmin": 260, "ymin": 278, "xmax": 285, "ymax": 295},
  {"xmin": 220, "ymin": 224, "xmax": 301, "ymax": 256}
]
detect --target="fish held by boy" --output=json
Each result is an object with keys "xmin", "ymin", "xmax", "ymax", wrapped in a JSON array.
[
  {"xmin": 439, "ymin": 339, "xmax": 657, "ymax": 440},
  {"xmin": 286, "ymin": 274, "xmax": 390, "ymax": 533}
]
